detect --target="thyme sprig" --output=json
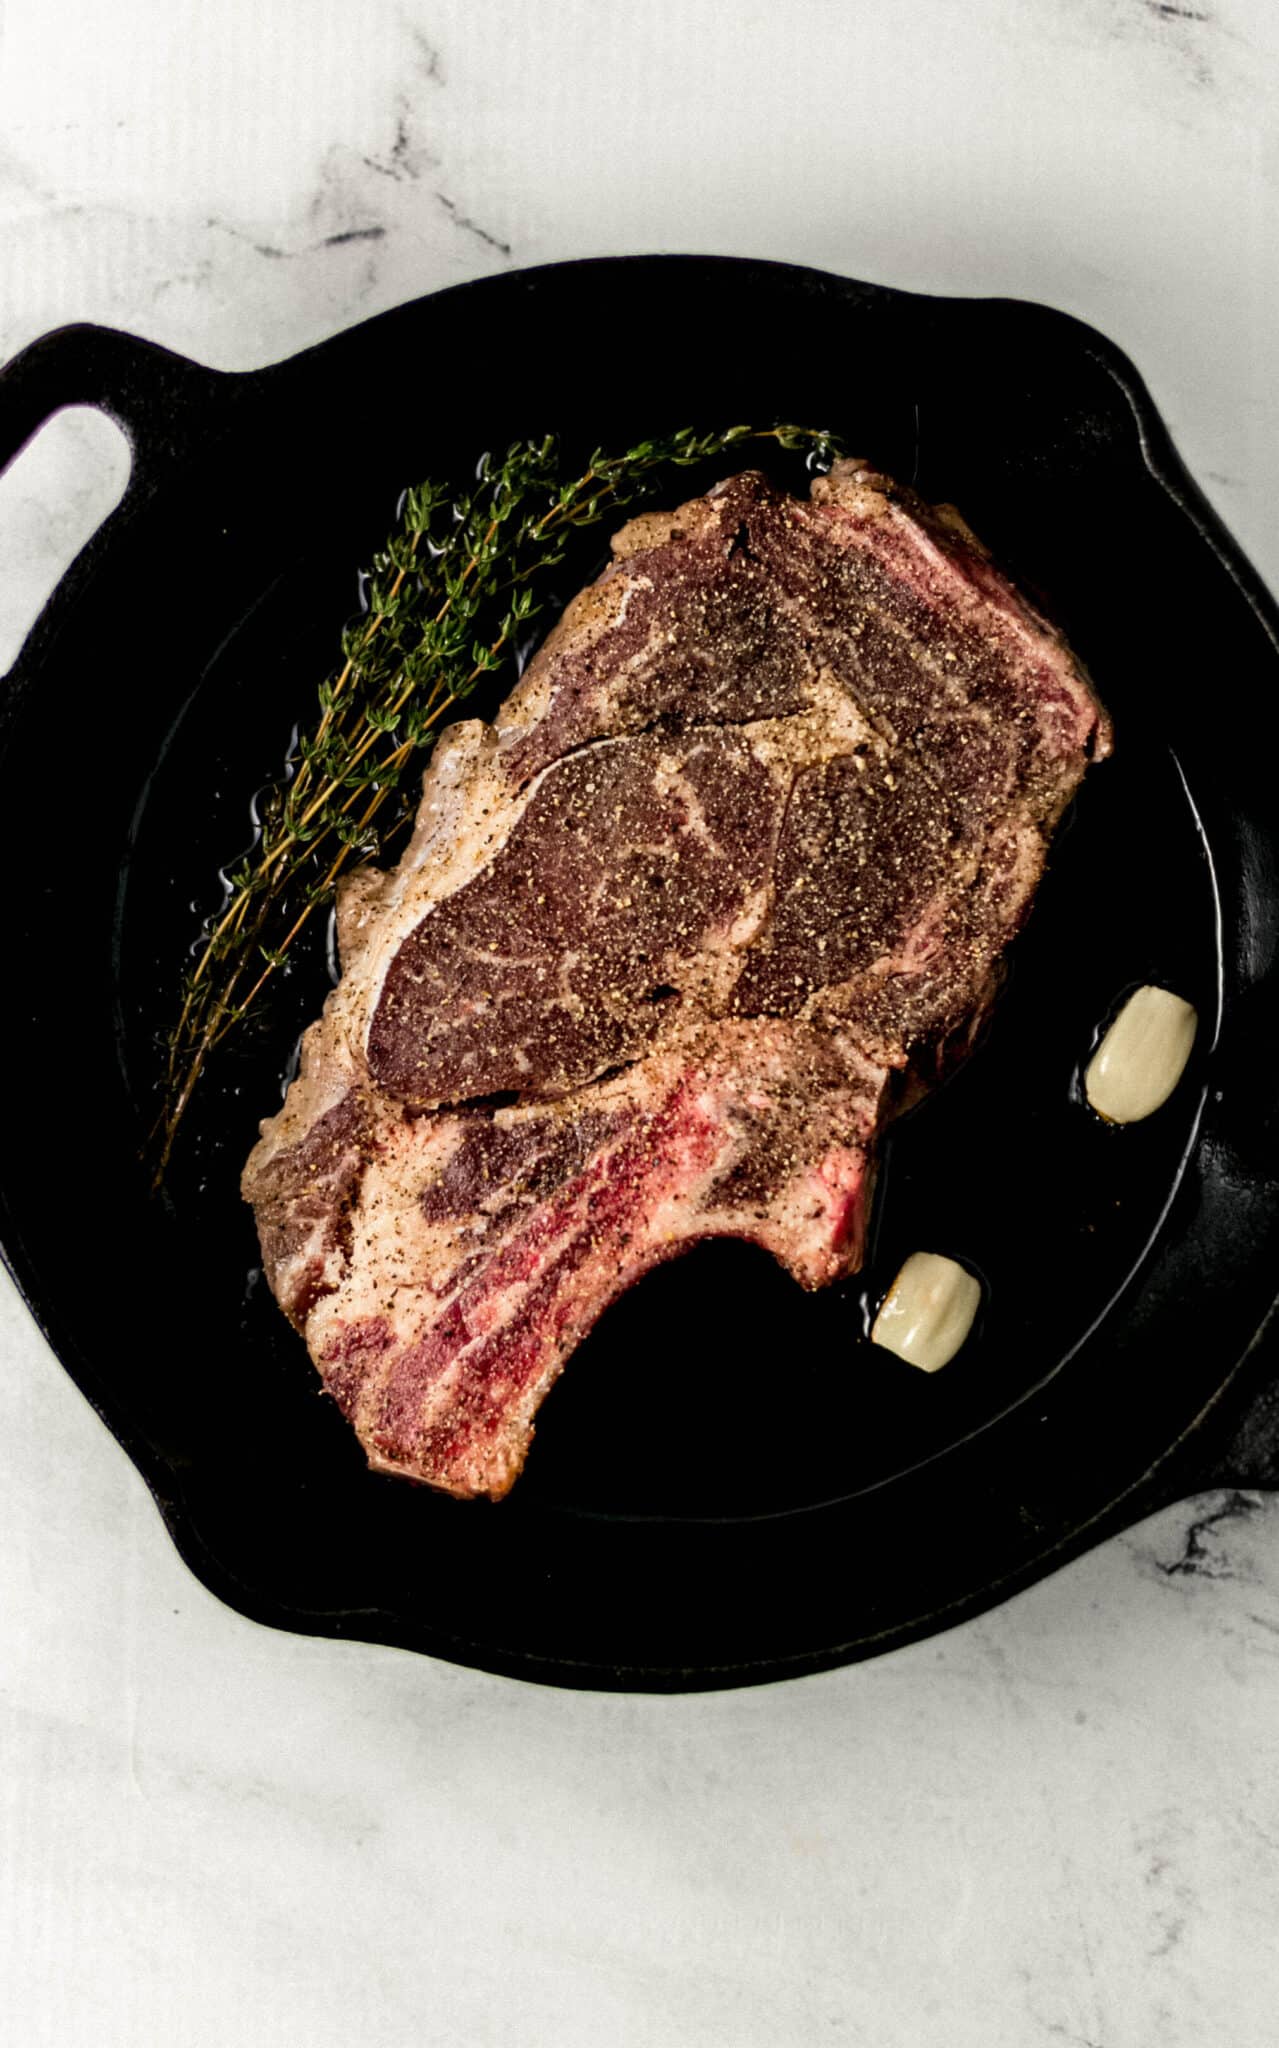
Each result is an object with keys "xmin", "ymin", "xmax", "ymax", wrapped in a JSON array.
[{"xmin": 154, "ymin": 421, "xmax": 841, "ymax": 1178}]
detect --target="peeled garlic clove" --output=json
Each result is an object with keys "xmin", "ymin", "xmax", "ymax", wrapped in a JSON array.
[
  {"xmin": 871, "ymin": 1252, "xmax": 981, "ymax": 1374},
  {"xmin": 1085, "ymin": 985, "xmax": 1198, "ymax": 1124}
]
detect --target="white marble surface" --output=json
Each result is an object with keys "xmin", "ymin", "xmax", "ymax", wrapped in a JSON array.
[{"xmin": 3, "ymin": 3, "xmax": 1279, "ymax": 2041}]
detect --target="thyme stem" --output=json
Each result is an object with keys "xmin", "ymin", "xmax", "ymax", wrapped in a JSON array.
[{"xmin": 154, "ymin": 422, "xmax": 841, "ymax": 1179}]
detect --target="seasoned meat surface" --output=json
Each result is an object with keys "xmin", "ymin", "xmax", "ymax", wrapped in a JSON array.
[{"xmin": 243, "ymin": 461, "xmax": 1110, "ymax": 1498}]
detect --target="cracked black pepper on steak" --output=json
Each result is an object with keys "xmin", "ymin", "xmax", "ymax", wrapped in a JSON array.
[{"xmin": 243, "ymin": 459, "xmax": 1110, "ymax": 1499}]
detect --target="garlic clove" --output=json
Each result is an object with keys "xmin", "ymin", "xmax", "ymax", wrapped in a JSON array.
[
  {"xmin": 871, "ymin": 1252, "xmax": 981, "ymax": 1374},
  {"xmin": 1085, "ymin": 985, "xmax": 1198, "ymax": 1125}
]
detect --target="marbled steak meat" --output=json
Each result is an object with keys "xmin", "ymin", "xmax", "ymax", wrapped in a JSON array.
[{"xmin": 243, "ymin": 460, "xmax": 1110, "ymax": 1499}]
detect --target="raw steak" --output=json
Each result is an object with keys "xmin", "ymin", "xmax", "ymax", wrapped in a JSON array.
[{"xmin": 243, "ymin": 460, "xmax": 1110, "ymax": 1499}]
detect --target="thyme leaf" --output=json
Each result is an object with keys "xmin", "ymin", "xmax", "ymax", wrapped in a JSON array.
[{"xmin": 153, "ymin": 421, "xmax": 842, "ymax": 1180}]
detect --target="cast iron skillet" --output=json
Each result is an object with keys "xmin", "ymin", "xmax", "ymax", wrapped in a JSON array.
[{"xmin": 1, "ymin": 256, "xmax": 1278, "ymax": 1693}]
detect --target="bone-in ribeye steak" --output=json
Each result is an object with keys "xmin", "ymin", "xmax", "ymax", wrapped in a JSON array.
[{"xmin": 243, "ymin": 460, "xmax": 1110, "ymax": 1498}]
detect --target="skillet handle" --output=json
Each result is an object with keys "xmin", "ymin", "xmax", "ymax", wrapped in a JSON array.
[{"xmin": 0, "ymin": 322, "xmax": 227, "ymax": 493}]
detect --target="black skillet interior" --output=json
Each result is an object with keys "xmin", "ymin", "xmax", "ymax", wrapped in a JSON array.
[{"xmin": 1, "ymin": 256, "xmax": 1278, "ymax": 1691}]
